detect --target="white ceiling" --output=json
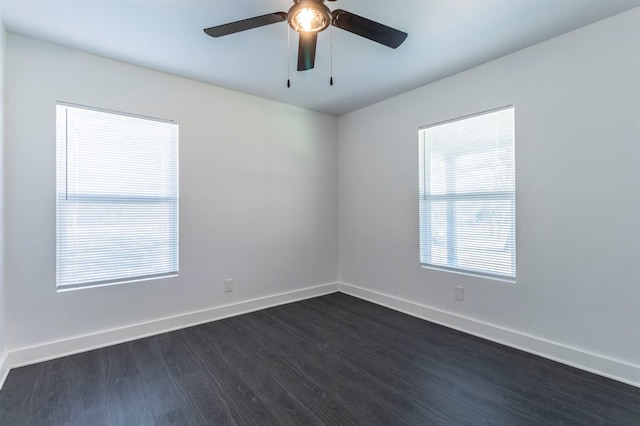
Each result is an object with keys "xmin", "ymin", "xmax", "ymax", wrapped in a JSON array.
[{"xmin": 1, "ymin": 0, "xmax": 639, "ymax": 116}]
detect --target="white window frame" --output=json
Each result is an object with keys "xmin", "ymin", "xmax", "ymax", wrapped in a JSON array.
[
  {"xmin": 419, "ymin": 106, "xmax": 516, "ymax": 281},
  {"xmin": 56, "ymin": 102, "xmax": 179, "ymax": 290}
]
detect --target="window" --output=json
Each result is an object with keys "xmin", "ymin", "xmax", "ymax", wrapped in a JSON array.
[
  {"xmin": 56, "ymin": 103, "xmax": 178, "ymax": 289},
  {"xmin": 419, "ymin": 106, "xmax": 515, "ymax": 280}
]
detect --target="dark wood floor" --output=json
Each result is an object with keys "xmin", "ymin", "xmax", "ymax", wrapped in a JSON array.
[{"xmin": 1, "ymin": 293, "xmax": 638, "ymax": 425}]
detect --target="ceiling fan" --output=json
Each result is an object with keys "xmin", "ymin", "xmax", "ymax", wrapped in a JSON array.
[{"xmin": 204, "ymin": 0, "xmax": 408, "ymax": 72}]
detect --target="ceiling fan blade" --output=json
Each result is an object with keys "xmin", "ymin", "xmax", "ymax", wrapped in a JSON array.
[
  {"xmin": 331, "ymin": 9, "xmax": 407, "ymax": 48},
  {"xmin": 297, "ymin": 32, "xmax": 318, "ymax": 71},
  {"xmin": 204, "ymin": 12, "xmax": 287, "ymax": 37}
]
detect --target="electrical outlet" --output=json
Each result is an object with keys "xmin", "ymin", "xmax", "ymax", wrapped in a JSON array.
[
  {"xmin": 454, "ymin": 286, "xmax": 464, "ymax": 301},
  {"xmin": 224, "ymin": 279, "xmax": 233, "ymax": 293}
]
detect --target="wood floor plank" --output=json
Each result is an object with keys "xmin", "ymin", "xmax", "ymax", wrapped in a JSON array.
[
  {"xmin": 1, "ymin": 293, "xmax": 638, "ymax": 425},
  {"xmin": 192, "ymin": 321, "xmax": 325, "ymax": 424},
  {"xmin": 255, "ymin": 309, "xmax": 440, "ymax": 424}
]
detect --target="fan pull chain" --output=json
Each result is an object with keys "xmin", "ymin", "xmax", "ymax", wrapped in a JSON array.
[
  {"xmin": 287, "ymin": 26, "xmax": 291, "ymax": 88},
  {"xmin": 330, "ymin": 25, "xmax": 334, "ymax": 86}
]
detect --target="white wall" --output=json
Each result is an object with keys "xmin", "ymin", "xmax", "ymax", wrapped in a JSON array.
[
  {"xmin": 0, "ymin": 4, "xmax": 7, "ymax": 384},
  {"xmin": 338, "ymin": 9, "xmax": 640, "ymax": 384},
  {"xmin": 5, "ymin": 35, "xmax": 338, "ymax": 354}
]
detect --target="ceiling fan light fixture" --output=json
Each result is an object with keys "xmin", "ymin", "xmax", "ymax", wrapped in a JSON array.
[
  {"xmin": 288, "ymin": 1, "xmax": 331, "ymax": 33},
  {"xmin": 204, "ymin": 0, "xmax": 408, "ymax": 74}
]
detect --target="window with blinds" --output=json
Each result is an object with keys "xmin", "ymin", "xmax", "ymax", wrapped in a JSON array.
[
  {"xmin": 56, "ymin": 103, "xmax": 179, "ymax": 290},
  {"xmin": 419, "ymin": 106, "xmax": 515, "ymax": 280}
]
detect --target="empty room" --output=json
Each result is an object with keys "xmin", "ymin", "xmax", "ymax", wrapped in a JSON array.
[{"xmin": 0, "ymin": 0, "xmax": 639, "ymax": 424}]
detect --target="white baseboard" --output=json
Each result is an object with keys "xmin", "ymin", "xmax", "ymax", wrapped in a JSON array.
[
  {"xmin": 0, "ymin": 351, "xmax": 9, "ymax": 390},
  {"xmin": 3, "ymin": 281, "xmax": 638, "ymax": 391},
  {"xmin": 5, "ymin": 282, "xmax": 339, "ymax": 375},
  {"xmin": 339, "ymin": 282, "xmax": 640, "ymax": 388}
]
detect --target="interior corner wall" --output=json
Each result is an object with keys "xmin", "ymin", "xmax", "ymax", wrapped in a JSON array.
[
  {"xmin": 4, "ymin": 34, "xmax": 338, "ymax": 356},
  {"xmin": 337, "ymin": 8, "xmax": 640, "ymax": 384}
]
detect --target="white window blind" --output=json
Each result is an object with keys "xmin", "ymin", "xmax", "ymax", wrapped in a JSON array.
[
  {"xmin": 56, "ymin": 103, "xmax": 178, "ymax": 289},
  {"xmin": 419, "ymin": 106, "xmax": 515, "ymax": 280}
]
